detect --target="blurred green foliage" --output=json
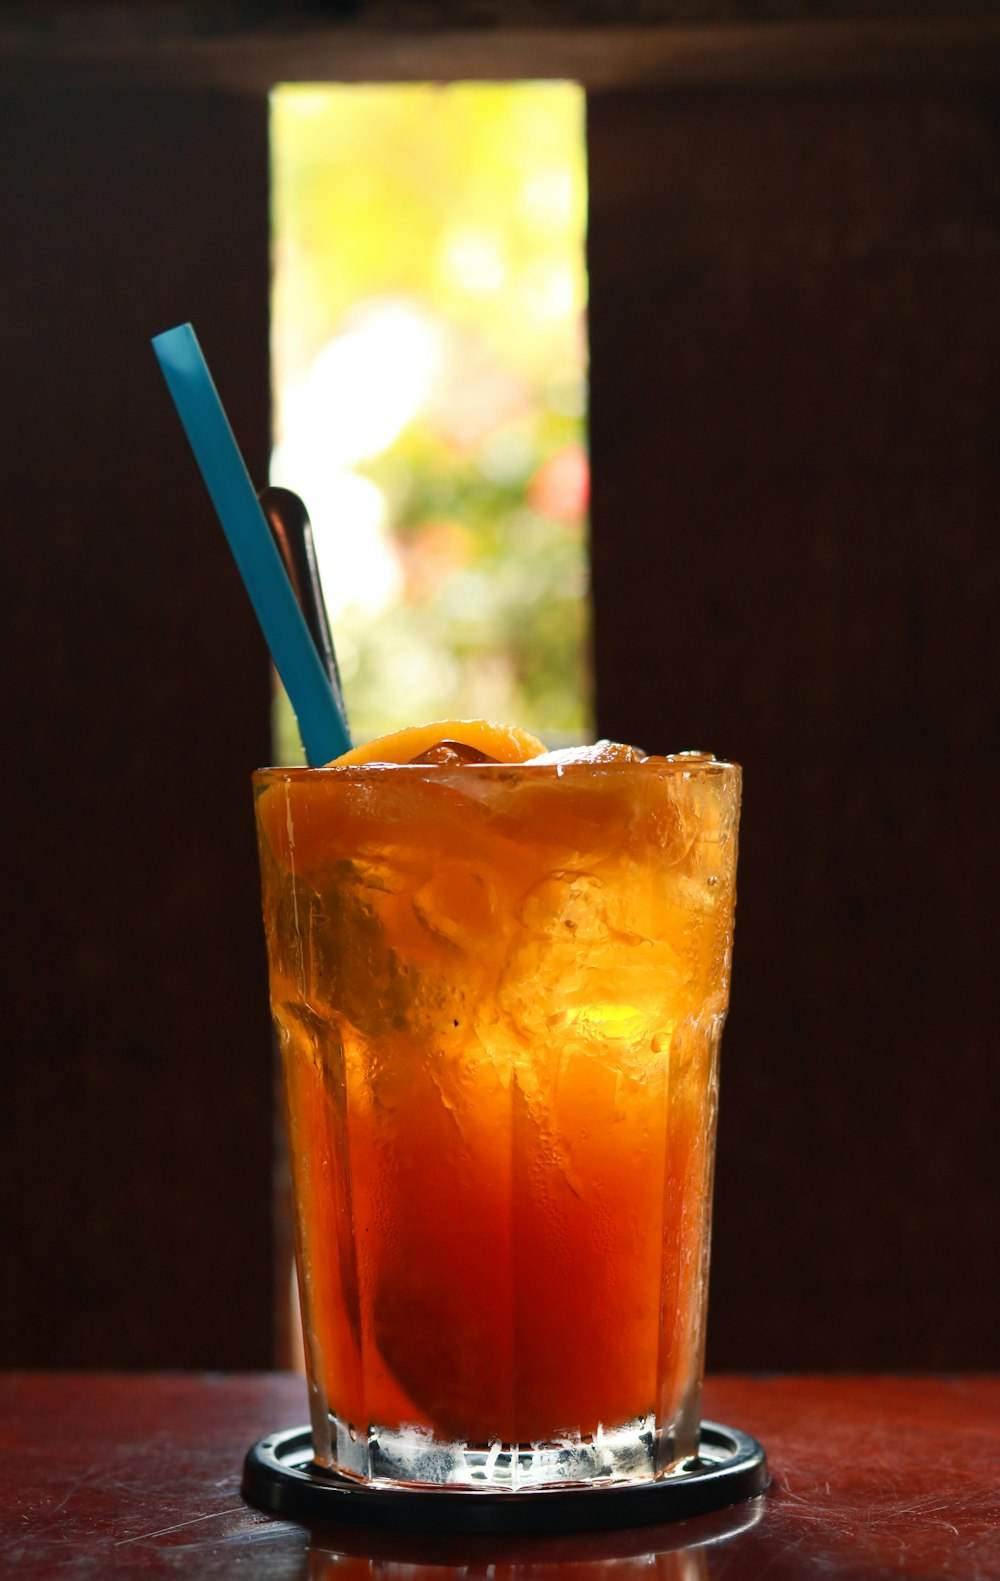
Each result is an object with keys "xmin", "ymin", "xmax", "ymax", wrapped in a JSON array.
[{"xmin": 270, "ymin": 82, "xmax": 591, "ymax": 761}]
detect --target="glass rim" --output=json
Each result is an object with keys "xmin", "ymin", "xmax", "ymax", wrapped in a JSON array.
[{"xmin": 252, "ymin": 752, "xmax": 740, "ymax": 788}]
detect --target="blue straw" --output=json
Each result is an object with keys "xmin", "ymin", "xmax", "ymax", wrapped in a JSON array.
[{"xmin": 152, "ymin": 323, "xmax": 351, "ymax": 766}]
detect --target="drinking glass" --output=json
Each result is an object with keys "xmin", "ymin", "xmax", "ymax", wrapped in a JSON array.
[{"xmin": 253, "ymin": 753, "xmax": 740, "ymax": 1489}]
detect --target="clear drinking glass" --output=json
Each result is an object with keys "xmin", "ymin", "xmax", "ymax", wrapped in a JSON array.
[{"xmin": 253, "ymin": 753, "xmax": 740, "ymax": 1490}]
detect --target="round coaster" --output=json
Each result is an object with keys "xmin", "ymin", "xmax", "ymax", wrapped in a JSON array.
[{"xmin": 242, "ymin": 1422, "xmax": 768, "ymax": 1534}]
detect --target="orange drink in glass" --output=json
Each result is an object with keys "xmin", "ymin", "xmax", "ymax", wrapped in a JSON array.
[{"xmin": 253, "ymin": 743, "xmax": 740, "ymax": 1489}]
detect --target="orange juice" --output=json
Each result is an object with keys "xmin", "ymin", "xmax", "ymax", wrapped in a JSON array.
[{"xmin": 254, "ymin": 742, "xmax": 740, "ymax": 1488}]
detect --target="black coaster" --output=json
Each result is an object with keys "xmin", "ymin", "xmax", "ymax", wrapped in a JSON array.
[{"xmin": 242, "ymin": 1422, "xmax": 768, "ymax": 1534}]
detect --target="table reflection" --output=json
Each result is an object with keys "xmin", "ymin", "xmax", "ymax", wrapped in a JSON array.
[{"xmin": 304, "ymin": 1495, "xmax": 764, "ymax": 1581}]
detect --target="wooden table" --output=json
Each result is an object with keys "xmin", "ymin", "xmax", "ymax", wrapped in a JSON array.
[{"xmin": 2, "ymin": 1374, "xmax": 997, "ymax": 1578}]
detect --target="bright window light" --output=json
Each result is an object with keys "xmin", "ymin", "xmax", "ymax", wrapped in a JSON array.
[{"xmin": 270, "ymin": 82, "xmax": 591, "ymax": 758}]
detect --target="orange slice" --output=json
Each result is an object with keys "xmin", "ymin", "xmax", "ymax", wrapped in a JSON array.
[
  {"xmin": 256, "ymin": 721, "xmax": 549, "ymax": 879},
  {"xmin": 325, "ymin": 719, "xmax": 547, "ymax": 767}
]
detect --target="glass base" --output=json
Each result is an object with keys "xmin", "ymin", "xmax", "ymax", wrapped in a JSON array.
[
  {"xmin": 242, "ymin": 1419, "xmax": 770, "ymax": 1532},
  {"xmin": 324, "ymin": 1410, "xmax": 691, "ymax": 1490}
]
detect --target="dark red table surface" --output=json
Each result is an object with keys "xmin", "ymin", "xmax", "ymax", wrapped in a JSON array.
[{"xmin": 1, "ymin": 1374, "xmax": 997, "ymax": 1579}]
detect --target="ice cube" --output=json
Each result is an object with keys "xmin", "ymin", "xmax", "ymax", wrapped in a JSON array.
[
  {"xmin": 410, "ymin": 740, "xmax": 500, "ymax": 765},
  {"xmin": 412, "ymin": 862, "xmax": 498, "ymax": 950},
  {"xmin": 526, "ymin": 741, "xmax": 643, "ymax": 766}
]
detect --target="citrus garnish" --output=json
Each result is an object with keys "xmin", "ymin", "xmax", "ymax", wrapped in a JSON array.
[{"xmin": 325, "ymin": 719, "xmax": 547, "ymax": 767}]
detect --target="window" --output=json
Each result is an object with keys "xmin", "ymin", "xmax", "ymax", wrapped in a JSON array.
[{"xmin": 270, "ymin": 82, "xmax": 591, "ymax": 760}]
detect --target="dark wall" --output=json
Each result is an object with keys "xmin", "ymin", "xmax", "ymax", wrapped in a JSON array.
[
  {"xmin": 2, "ymin": 57, "xmax": 996, "ymax": 1375},
  {"xmin": 588, "ymin": 82, "xmax": 999, "ymax": 1368},
  {"xmin": 0, "ymin": 88, "xmax": 276, "ymax": 1366}
]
